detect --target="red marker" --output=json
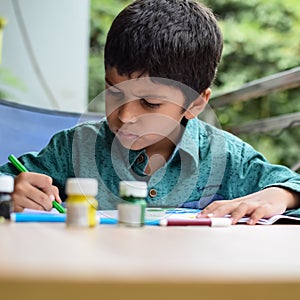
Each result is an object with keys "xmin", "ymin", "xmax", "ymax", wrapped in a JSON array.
[{"xmin": 159, "ymin": 218, "xmax": 232, "ymax": 227}]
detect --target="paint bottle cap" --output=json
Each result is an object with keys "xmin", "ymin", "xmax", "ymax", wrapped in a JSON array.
[
  {"xmin": 0, "ymin": 176, "xmax": 14, "ymax": 193},
  {"xmin": 66, "ymin": 178, "xmax": 98, "ymax": 196},
  {"xmin": 119, "ymin": 181, "xmax": 148, "ymax": 198}
]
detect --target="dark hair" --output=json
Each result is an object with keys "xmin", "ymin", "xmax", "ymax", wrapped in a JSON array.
[{"xmin": 105, "ymin": 0, "xmax": 223, "ymax": 103}]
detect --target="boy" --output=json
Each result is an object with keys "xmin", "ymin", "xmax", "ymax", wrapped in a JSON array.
[{"xmin": 0, "ymin": 0, "xmax": 299, "ymax": 224}]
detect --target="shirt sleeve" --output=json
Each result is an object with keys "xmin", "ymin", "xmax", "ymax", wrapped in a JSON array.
[
  {"xmin": 0, "ymin": 129, "xmax": 75, "ymax": 200},
  {"xmin": 231, "ymin": 140, "xmax": 300, "ymax": 197}
]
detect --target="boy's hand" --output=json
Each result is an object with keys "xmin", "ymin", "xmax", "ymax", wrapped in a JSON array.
[
  {"xmin": 13, "ymin": 172, "xmax": 62, "ymax": 212},
  {"xmin": 197, "ymin": 187, "xmax": 299, "ymax": 225}
]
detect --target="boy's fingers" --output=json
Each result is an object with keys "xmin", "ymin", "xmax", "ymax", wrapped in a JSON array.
[
  {"xmin": 198, "ymin": 200, "xmax": 235, "ymax": 218},
  {"xmin": 17, "ymin": 172, "xmax": 53, "ymax": 189},
  {"xmin": 198, "ymin": 200, "xmax": 255, "ymax": 224},
  {"xmin": 28, "ymin": 173, "xmax": 62, "ymax": 203},
  {"xmin": 14, "ymin": 205, "xmax": 24, "ymax": 212},
  {"xmin": 14, "ymin": 200, "xmax": 46, "ymax": 212},
  {"xmin": 25, "ymin": 186, "xmax": 54, "ymax": 211},
  {"xmin": 50, "ymin": 185, "xmax": 62, "ymax": 203},
  {"xmin": 13, "ymin": 192, "xmax": 50, "ymax": 212},
  {"xmin": 230, "ymin": 202, "xmax": 254, "ymax": 224},
  {"xmin": 14, "ymin": 173, "xmax": 56, "ymax": 211},
  {"xmin": 41, "ymin": 184, "xmax": 62, "ymax": 204},
  {"xmin": 198, "ymin": 201, "xmax": 225, "ymax": 216},
  {"xmin": 247, "ymin": 205, "xmax": 271, "ymax": 225}
]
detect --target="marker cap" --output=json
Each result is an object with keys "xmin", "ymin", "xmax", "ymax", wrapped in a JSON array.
[
  {"xmin": 210, "ymin": 217, "xmax": 232, "ymax": 227},
  {"xmin": 66, "ymin": 178, "xmax": 98, "ymax": 196},
  {"xmin": 119, "ymin": 181, "xmax": 148, "ymax": 198},
  {"xmin": 0, "ymin": 175, "xmax": 14, "ymax": 193}
]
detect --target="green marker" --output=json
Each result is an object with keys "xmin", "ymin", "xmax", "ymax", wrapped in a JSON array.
[
  {"xmin": 8, "ymin": 154, "xmax": 66, "ymax": 214},
  {"xmin": 8, "ymin": 154, "xmax": 28, "ymax": 172},
  {"xmin": 52, "ymin": 199, "xmax": 66, "ymax": 214}
]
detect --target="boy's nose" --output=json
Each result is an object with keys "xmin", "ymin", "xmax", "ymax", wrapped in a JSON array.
[{"xmin": 118, "ymin": 101, "xmax": 137, "ymax": 123}]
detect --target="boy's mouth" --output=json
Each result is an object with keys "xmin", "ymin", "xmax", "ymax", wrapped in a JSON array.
[{"xmin": 116, "ymin": 129, "xmax": 139, "ymax": 141}]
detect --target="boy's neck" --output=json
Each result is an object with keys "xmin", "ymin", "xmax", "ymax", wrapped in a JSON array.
[{"xmin": 144, "ymin": 123, "xmax": 185, "ymax": 175}]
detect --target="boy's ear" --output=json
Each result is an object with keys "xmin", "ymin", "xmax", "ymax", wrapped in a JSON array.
[{"xmin": 184, "ymin": 88, "xmax": 211, "ymax": 120}]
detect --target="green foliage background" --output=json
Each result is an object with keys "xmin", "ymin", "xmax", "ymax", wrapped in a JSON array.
[{"xmin": 89, "ymin": 0, "xmax": 300, "ymax": 168}]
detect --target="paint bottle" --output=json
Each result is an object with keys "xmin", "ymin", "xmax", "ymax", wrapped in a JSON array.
[
  {"xmin": 0, "ymin": 175, "xmax": 14, "ymax": 220},
  {"xmin": 66, "ymin": 178, "xmax": 98, "ymax": 228},
  {"xmin": 118, "ymin": 181, "xmax": 147, "ymax": 227}
]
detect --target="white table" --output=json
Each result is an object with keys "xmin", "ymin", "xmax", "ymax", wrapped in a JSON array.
[{"xmin": 1, "ymin": 222, "xmax": 300, "ymax": 300}]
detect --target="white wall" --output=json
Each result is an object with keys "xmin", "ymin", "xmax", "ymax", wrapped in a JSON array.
[{"xmin": 0, "ymin": 0, "xmax": 90, "ymax": 112}]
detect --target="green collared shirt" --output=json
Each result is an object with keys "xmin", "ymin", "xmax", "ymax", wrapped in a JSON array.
[{"xmin": 1, "ymin": 118, "xmax": 299, "ymax": 209}]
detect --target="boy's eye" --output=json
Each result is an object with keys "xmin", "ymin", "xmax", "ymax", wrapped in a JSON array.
[
  {"xmin": 140, "ymin": 98, "xmax": 161, "ymax": 109},
  {"xmin": 106, "ymin": 87, "xmax": 123, "ymax": 97}
]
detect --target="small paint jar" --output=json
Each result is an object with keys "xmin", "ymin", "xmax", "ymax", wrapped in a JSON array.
[
  {"xmin": 66, "ymin": 178, "xmax": 98, "ymax": 228},
  {"xmin": 118, "ymin": 181, "xmax": 147, "ymax": 227},
  {"xmin": 0, "ymin": 175, "xmax": 14, "ymax": 220}
]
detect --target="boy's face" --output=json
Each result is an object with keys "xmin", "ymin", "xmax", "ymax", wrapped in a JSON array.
[{"xmin": 105, "ymin": 67, "xmax": 208, "ymax": 151}]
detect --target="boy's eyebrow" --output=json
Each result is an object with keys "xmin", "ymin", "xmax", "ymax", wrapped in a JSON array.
[
  {"xmin": 105, "ymin": 77, "xmax": 175, "ymax": 102},
  {"xmin": 132, "ymin": 93, "xmax": 170, "ymax": 101},
  {"xmin": 105, "ymin": 78, "xmax": 119, "ymax": 89}
]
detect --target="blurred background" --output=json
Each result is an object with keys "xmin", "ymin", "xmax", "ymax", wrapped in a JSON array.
[{"xmin": 0, "ymin": 0, "xmax": 299, "ymax": 168}]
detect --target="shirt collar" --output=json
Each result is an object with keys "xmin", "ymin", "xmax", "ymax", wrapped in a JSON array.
[{"xmin": 176, "ymin": 118, "xmax": 200, "ymax": 168}]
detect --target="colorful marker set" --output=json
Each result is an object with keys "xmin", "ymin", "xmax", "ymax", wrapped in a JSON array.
[{"xmin": 10, "ymin": 211, "xmax": 231, "ymax": 227}]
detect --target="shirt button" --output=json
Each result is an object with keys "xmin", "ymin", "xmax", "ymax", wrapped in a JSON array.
[
  {"xmin": 149, "ymin": 188, "xmax": 157, "ymax": 198},
  {"xmin": 137, "ymin": 154, "xmax": 144, "ymax": 164}
]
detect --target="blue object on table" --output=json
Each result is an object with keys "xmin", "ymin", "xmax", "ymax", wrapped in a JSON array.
[{"xmin": 10, "ymin": 212, "xmax": 160, "ymax": 226}]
